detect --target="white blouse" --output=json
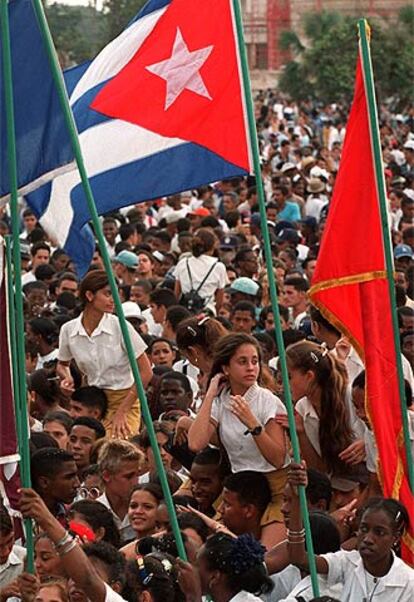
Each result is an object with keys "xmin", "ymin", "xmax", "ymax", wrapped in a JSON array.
[
  {"xmin": 295, "ymin": 394, "xmax": 362, "ymax": 458},
  {"xmin": 58, "ymin": 312, "xmax": 147, "ymax": 389},
  {"xmin": 321, "ymin": 549, "xmax": 414, "ymax": 601},
  {"xmin": 174, "ymin": 254, "xmax": 228, "ymax": 312},
  {"xmin": 211, "ymin": 383, "xmax": 289, "ymax": 473}
]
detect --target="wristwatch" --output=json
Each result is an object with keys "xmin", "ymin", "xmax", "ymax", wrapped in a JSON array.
[{"xmin": 244, "ymin": 425, "xmax": 263, "ymax": 437}]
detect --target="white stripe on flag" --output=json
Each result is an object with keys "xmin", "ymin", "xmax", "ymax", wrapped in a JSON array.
[
  {"xmin": 40, "ymin": 118, "xmax": 186, "ymax": 245},
  {"xmin": 70, "ymin": 7, "xmax": 167, "ymax": 106}
]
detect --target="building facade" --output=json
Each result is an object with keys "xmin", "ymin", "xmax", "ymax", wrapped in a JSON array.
[{"xmin": 242, "ymin": 0, "xmax": 409, "ymax": 71}]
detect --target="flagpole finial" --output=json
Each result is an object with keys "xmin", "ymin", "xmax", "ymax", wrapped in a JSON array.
[
  {"xmin": 358, "ymin": 18, "xmax": 371, "ymax": 42},
  {"xmin": 365, "ymin": 20, "xmax": 371, "ymax": 42}
]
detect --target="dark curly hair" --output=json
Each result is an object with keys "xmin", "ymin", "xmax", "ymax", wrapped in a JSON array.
[{"xmin": 201, "ymin": 533, "xmax": 273, "ymax": 596}]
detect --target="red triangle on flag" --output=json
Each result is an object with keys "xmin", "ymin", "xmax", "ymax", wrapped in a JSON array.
[{"xmin": 91, "ymin": 0, "xmax": 251, "ymax": 172}]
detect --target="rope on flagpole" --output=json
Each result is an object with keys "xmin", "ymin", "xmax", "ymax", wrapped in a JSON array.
[
  {"xmin": 231, "ymin": 0, "xmax": 320, "ymax": 596},
  {"xmin": 0, "ymin": 0, "xmax": 34, "ymax": 572},
  {"xmin": 31, "ymin": 0, "xmax": 187, "ymax": 560},
  {"xmin": 358, "ymin": 19, "xmax": 414, "ymax": 492}
]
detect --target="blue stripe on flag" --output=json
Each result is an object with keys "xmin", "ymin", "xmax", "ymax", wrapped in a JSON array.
[
  {"xmin": 69, "ymin": 142, "xmax": 248, "ymax": 231},
  {"xmin": 0, "ymin": 0, "xmax": 73, "ymax": 196}
]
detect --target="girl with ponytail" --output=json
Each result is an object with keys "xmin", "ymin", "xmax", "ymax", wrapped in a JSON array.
[
  {"xmin": 176, "ymin": 315, "xmax": 229, "ymax": 375},
  {"xmin": 282, "ymin": 340, "xmax": 354, "ymax": 475},
  {"xmin": 174, "ymin": 228, "xmax": 227, "ymax": 315}
]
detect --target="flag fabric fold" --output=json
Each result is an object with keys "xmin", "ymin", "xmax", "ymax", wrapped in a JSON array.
[
  {"xmin": 309, "ymin": 54, "xmax": 414, "ymax": 564},
  {"xmin": 0, "ymin": 237, "xmax": 22, "ymax": 534},
  {"xmin": 0, "ymin": 0, "xmax": 74, "ymax": 199},
  {"xmin": 26, "ymin": 0, "xmax": 252, "ymax": 275}
]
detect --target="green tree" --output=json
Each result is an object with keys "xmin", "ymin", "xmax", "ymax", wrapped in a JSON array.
[
  {"xmin": 46, "ymin": 3, "xmax": 107, "ymax": 66},
  {"xmin": 278, "ymin": 8, "xmax": 414, "ymax": 105},
  {"xmin": 103, "ymin": 0, "xmax": 147, "ymax": 41}
]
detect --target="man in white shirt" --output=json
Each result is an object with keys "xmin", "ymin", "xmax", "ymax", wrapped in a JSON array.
[
  {"xmin": 26, "ymin": 317, "xmax": 59, "ymax": 370},
  {"xmin": 21, "ymin": 241, "xmax": 50, "ymax": 286},
  {"xmin": 96, "ymin": 440, "xmax": 144, "ymax": 544},
  {"xmin": 283, "ymin": 276, "xmax": 309, "ymax": 330},
  {"xmin": 305, "ymin": 178, "xmax": 328, "ymax": 221},
  {"xmin": 148, "ymin": 288, "xmax": 177, "ymax": 336}
]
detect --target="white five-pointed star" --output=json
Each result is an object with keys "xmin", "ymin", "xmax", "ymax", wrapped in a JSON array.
[{"xmin": 146, "ymin": 28, "xmax": 213, "ymax": 110}]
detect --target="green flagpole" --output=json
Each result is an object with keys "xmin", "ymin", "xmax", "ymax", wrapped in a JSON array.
[
  {"xmin": 0, "ymin": 0, "xmax": 34, "ymax": 572},
  {"xmin": 358, "ymin": 19, "xmax": 414, "ymax": 491},
  {"xmin": 4, "ymin": 236, "xmax": 21, "ymax": 438},
  {"xmin": 232, "ymin": 0, "xmax": 320, "ymax": 595},
  {"xmin": 4, "ymin": 236, "xmax": 26, "ymax": 455},
  {"xmin": 31, "ymin": 0, "xmax": 186, "ymax": 559}
]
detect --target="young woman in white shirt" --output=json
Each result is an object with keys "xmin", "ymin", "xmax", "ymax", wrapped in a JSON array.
[
  {"xmin": 287, "ymin": 462, "xmax": 414, "ymax": 602},
  {"xmin": 174, "ymin": 228, "xmax": 228, "ymax": 314},
  {"xmin": 176, "ymin": 315, "xmax": 228, "ymax": 376},
  {"xmin": 121, "ymin": 484, "xmax": 164, "ymax": 560},
  {"xmin": 278, "ymin": 340, "xmax": 356, "ymax": 476},
  {"xmin": 57, "ymin": 270, "xmax": 152, "ymax": 439},
  {"xmin": 188, "ymin": 333, "xmax": 289, "ymax": 548}
]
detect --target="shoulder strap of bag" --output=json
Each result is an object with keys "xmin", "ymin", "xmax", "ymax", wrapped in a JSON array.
[
  {"xmin": 194, "ymin": 259, "xmax": 219, "ymax": 294},
  {"xmin": 185, "ymin": 259, "xmax": 194, "ymax": 289}
]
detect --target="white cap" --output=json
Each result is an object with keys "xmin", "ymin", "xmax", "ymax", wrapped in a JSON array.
[
  {"xmin": 403, "ymin": 188, "xmax": 414, "ymax": 201},
  {"xmin": 403, "ymin": 140, "xmax": 414, "ymax": 151},
  {"xmin": 310, "ymin": 165, "xmax": 329, "ymax": 180},
  {"xmin": 390, "ymin": 149, "xmax": 406, "ymax": 167},
  {"xmin": 165, "ymin": 211, "xmax": 182, "ymax": 224},
  {"xmin": 281, "ymin": 162, "xmax": 296, "ymax": 173},
  {"xmin": 122, "ymin": 301, "xmax": 142, "ymax": 319}
]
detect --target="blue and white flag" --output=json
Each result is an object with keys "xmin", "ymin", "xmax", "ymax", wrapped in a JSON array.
[
  {"xmin": 0, "ymin": 0, "xmax": 74, "ymax": 198},
  {"xmin": 27, "ymin": 0, "xmax": 251, "ymax": 276}
]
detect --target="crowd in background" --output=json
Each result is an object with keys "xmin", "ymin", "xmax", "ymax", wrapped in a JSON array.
[{"xmin": 0, "ymin": 93, "xmax": 414, "ymax": 602}]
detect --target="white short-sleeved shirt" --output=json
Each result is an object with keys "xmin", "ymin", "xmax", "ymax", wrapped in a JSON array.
[
  {"xmin": 172, "ymin": 359, "xmax": 200, "ymax": 398},
  {"xmin": 0, "ymin": 544, "xmax": 26, "ymax": 588},
  {"xmin": 142, "ymin": 307, "xmax": 163, "ymax": 337},
  {"xmin": 295, "ymin": 395, "xmax": 361, "ymax": 459},
  {"xmin": 265, "ymin": 565, "xmax": 300, "ymax": 601},
  {"xmin": 365, "ymin": 412, "xmax": 414, "ymax": 474},
  {"xmin": 229, "ymin": 592, "xmax": 263, "ymax": 602},
  {"xmin": 321, "ymin": 549, "xmax": 414, "ymax": 601},
  {"xmin": 295, "ymin": 396, "xmax": 322, "ymax": 456},
  {"xmin": 364, "ymin": 427, "xmax": 378, "ymax": 474},
  {"xmin": 211, "ymin": 383, "xmax": 289, "ymax": 473},
  {"xmin": 268, "ymin": 565, "xmax": 341, "ymax": 601},
  {"xmin": 36, "ymin": 348, "xmax": 59, "ymax": 370},
  {"xmin": 104, "ymin": 583, "xmax": 128, "ymax": 602},
  {"xmin": 175, "ymin": 254, "xmax": 228, "ymax": 313},
  {"xmin": 340, "ymin": 345, "xmax": 414, "ymax": 404},
  {"xmin": 58, "ymin": 313, "xmax": 147, "ymax": 389},
  {"xmin": 96, "ymin": 492, "xmax": 136, "ymax": 543},
  {"xmin": 21, "ymin": 270, "xmax": 36, "ymax": 286},
  {"xmin": 305, "ymin": 196, "xmax": 327, "ymax": 221}
]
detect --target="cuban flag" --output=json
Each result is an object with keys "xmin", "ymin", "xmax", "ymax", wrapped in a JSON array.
[
  {"xmin": 0, "ymin": 0, "xmax": 74, "ymax": 198},
  {"xmin": 27, "ymin": 0, "xmax": 252, "ymax": 275}
]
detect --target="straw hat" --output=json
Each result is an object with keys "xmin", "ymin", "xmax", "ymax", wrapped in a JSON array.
[{"xmin": 307, "ymin": 178, "xmax": 325, "ymax": 194}]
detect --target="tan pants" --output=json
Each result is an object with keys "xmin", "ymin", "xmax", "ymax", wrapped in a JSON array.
[
  {"xmin": 260, "ymin": 467, "xmax": 289, "ymax": 525},
  {"xmin": 102, "ymin": 388, "xmax": 141, "ymax": 439}
]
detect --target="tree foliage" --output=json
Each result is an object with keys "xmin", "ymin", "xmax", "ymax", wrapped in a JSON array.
[
  {"xmin": 46, "ymin": 4, "xmax": 107, "ymax": 65},
  {"xmin": 278, "ymin": 8, "xmax": 414, "ymax": 106},
  {"xmin": 102, "ymin": 0, "xmax": 147, "ymax": 41},
  {"xmin": 46, "ymin": 0, "xmax": 147, "ymax": 67}
]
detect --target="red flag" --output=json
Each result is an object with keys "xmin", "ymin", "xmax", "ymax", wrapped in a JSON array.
[
  {"xmin": 309, "ymin": 56, "xmax": 414, "ymax": 564},
  {"xmin": 0, "ymin": 238, "xmax": 22, "ymax": 536},
  {"xmin": 92, "ymin": 0, "xmax": 251, "ymax": 172}
]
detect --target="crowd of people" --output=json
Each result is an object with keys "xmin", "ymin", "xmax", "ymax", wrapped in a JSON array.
[{"xmin": 0, "ymin": 93, "xmax": 414, "ymax": 601}]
